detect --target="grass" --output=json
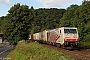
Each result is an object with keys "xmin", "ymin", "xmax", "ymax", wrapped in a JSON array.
[{"xmin": 7, "ymin": 41, "xmax": 74, "ymax": 60}]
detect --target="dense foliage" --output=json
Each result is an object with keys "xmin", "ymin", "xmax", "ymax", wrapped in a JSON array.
[
  {"xmin": 60, "ymin": 1, "xmax": 90, "ymax": 42},
  {"xmin": 0, "ymin": 3, "xmax": 65, "ymax": 44},
  {"xmin": 30, "ymin": 8, "xmax": 65, "ymax": 34},
  {"xmin": 0, "ymin": 1, "xmax": 90, "ymax": 46},
  {"xmin": 0, "ymin": 16, "xmax": 4, "ymax": 33},
  {"xmin": 1, "ymin": 3, "xmax": 33, "ymax": 44}
]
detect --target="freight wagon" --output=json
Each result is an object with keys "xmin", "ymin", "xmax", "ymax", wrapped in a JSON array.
[
  {"xmin": 30, "ymin": 32, "xmax": 43, "ymax": 42},
  {"xmin": 30, "ymin": 27, "xmax": 79, "ymax": 48}
]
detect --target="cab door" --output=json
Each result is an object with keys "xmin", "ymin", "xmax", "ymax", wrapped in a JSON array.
[{"xmin": 59, "ymin": 29, "xmax": 63, "ymax": 45}]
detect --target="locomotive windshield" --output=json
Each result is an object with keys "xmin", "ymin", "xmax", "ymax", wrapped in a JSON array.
[{"xmin": 64, "ymin": 29, "xmax": 77, "ymax": 33}]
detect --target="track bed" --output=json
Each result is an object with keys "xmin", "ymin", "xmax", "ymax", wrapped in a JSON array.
[{"xmin": 41, "ymin": 43, "xmax": 90, "ymax": 60}]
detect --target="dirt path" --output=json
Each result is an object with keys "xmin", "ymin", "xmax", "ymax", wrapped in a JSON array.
[{"xmin": 42, "ymin": 44, "xmax": 90, "ymax": 60}]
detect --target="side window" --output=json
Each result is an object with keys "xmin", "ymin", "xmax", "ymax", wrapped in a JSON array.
[{"xmin": 60, "ymin": 30, "xmax": 61, "ymax": 33}]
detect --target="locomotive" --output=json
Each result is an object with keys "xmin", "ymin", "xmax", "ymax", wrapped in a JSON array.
[{"xmin": 29, "ymin": 27, "xmax": 79, "ymax": 48}]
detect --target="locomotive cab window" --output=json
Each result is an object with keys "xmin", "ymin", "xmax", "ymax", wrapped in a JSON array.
[{"xmin": 64, "ymin": 29, "xmax": 77, "ymax": 33}]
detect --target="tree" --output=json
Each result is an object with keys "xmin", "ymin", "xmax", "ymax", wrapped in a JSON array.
[
  {"xmin": 73, "ymin": 3, "xmax": 90, "ymax": 41},
  {"xmin": 60, "ymin": 4, "xmax": 79, "ymax": 27},
  {"xmin": 0, "ymin": 16, "xmax": 5, "ymax": 33},
  {"xmin": 1, "ymin": 3, "xmax": 33, "ymax": 44},
  {"xmin": 34, "ymin": 8, "xmax": 65, "ymax": 31}
]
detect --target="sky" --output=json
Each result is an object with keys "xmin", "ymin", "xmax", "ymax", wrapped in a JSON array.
[{"xmin": 0, "ymin": 0, "xmax": 84, "ymax": 17}]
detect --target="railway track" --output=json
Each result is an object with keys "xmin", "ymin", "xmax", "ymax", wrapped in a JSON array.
[{"xmin": 41, "ymin": 43, "xmax": 90, "ymax": 60}]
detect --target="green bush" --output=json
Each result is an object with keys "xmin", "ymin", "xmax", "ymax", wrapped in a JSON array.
[
  {"xmin": 80, "ymin": 41, "xmax": 90, "ymax": 48},
  {"xmin": 84, "ymin": 34, "xmax": 90, "ymax": 42},
  {"xmin": 79, "ymin": 34, "xmax": 90, "ymax": 48}
]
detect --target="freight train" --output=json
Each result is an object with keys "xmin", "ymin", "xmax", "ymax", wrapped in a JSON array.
[{"xmin": 29, "ymin": 27, "xmax": 79, "ymax": 48}]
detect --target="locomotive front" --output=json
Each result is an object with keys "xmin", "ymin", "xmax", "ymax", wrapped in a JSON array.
[{"xmin": 64, "ymin": 28, "xmax": 79, "ymax": 47}]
